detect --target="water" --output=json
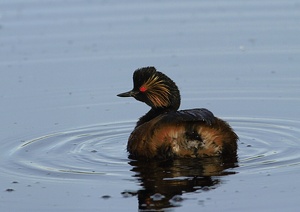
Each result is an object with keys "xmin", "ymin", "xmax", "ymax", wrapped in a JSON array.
[{"xmin": 1, "ymin": 0, "xmax": 300, "ymax": 211}]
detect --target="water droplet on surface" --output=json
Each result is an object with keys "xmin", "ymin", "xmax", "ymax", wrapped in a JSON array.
[
  {"xmin": 101, "ymin": 195, "xmax": 111, "ymax": 199},
  {"xmin": 151, "ymin": 193, "xmax": 165, "ymax": 201}
]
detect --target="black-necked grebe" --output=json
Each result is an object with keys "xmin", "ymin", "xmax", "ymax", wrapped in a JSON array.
[{"xmin": 117, "ymin": 67, "xmax": 238, "ymax": 159}]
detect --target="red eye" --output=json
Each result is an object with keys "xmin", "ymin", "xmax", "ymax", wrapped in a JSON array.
[{"xmin": 139, "ymin": 86, "xmax": 147, "ymax": 92}]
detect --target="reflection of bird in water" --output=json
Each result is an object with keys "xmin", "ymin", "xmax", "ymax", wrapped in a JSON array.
[
  {"xmin": 124, "ymin": 157, "xmax": 237, "ymax": 210},
  {"xmin": 118, "ymin": 67, "xmax": 238, "ymax": 159}
]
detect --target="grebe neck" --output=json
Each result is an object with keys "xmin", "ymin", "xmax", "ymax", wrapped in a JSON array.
[{"xmin": 136, "ymin": 107, "xmax": 175, "ymax": 128}]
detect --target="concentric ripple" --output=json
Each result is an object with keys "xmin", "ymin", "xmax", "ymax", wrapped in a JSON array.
[
  {"xmin": 3, "ymin": 121, "xmax": 134, "ymax": 180},
  {"xmin": 2, "ymin": 118, "xmax": 300, "ymax": 180},
  {"xmin": 232, "ymin": 117, "xmax": 300, "ymax": 173}
]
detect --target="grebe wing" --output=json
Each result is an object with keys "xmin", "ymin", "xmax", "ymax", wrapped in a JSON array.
[{"xmin": 160, "ymin": 108, "xmax": 216, "ymax": 126}]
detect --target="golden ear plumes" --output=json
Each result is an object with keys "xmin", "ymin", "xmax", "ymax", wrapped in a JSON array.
[{"xmin": 141, "ymin": 74, "xmax": 171, "ymax": 108}]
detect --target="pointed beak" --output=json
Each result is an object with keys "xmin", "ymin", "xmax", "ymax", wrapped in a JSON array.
[{"xmin": 117, "ymin": 90, "xmax": 137, "ymax": 97}]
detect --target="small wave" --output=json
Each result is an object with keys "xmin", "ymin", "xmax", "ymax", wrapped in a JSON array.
[
  {"xmin": 232, "ymin": 117, "xmax": 300, "ymax": 173},
  {"xmin": 2, "ymin": 118, "xmax": 300, "ymax": 181}
]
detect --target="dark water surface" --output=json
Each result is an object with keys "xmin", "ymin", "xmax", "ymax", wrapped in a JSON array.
[{"xmin": 1, "ymin": 0, "xmax": 300, "ymax": 211}]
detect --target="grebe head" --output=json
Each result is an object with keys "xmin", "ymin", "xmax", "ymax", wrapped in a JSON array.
[{"xmin": 117, "ymin": 67, "xmax": 180, "ymax": 110}]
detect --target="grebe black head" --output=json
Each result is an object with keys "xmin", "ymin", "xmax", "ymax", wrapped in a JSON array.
[{"xmin": 117, "ymin": 66, "xmax": 180, "ymax": 111}]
